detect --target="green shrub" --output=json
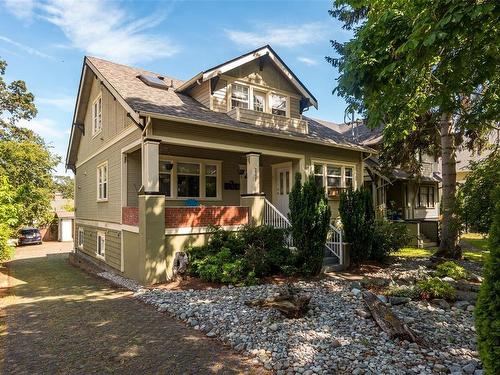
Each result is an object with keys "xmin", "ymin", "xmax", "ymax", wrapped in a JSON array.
[
  {"xmin": 435, "ymin": 261, "xmax": 467, "ymax": 280},
  {"xmin": 475, "ymin": 186, "xmax": 500, "ymax": 375},
  {"xmin": 289, "ymin": 173, "xmax": 331, "ymax": 275},
  {"xmin": 371, "ymin": 219, "xmax": 411, "ymax": 261},
  {"xmin": 0, "ymin": 223, "xmax": 14, "ymax": 262},
  {"xmin": 417, "ymin": 277, "xmax": 456, "ymax": 300},
  {"xmin": 186, "ymin": 225, "xmax": 291, "ymax": 285},
  {"xmin": 339, "ymin": 187, "xmax": 374, "ymax": 265},
  {"xmin": 386, "ymin": 284, "xmax": 420, "ymax": 299}
]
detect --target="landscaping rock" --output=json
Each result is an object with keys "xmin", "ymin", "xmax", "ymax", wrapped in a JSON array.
[
  {"xmin": 454, "ymin": 301, "xmax": 470, "ymax": 309},
  {"xmin": 388, "ymin": 296, "xmax": 411, "ymax": 306},
  {"xmin": 356, "ymin": 308, "xmax": 372, "ymax": 319},
  {"xmin": 462, "ymin": 361, "xmax": 477, "ymax": 374},
  {"xmin": 431, "ymin": 298, "xmax": 451, "ymax": 310},
  {"xmin": 351, "ymin": 288, "xmax": 362, "ymax": 296}
]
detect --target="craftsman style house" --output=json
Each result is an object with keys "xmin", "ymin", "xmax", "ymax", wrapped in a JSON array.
[{"xmin": 66, "ymin": 46, "xmax": 373, "ymax": 284}]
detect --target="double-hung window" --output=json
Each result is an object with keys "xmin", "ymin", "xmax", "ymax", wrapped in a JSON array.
[
  {"xmin": 253, "ymin": 90, "xmax": 266, "ymax": 112},
  {"xmin": 77, "ymin": 228, "xmax": 84, "ymax": 249},
  {"xmin": 418, "ymin": 186, "xmax": 436, "ymax": 208},
  {"xmin": 159, "ymin": 160, "xmax": 173, "ymax": 197},
  {"xmin": 231, "ymin": 84, "xmax": 249, "ymax": 109},
  {"xmin": 270, "ymin": 94, "xmax": 287, "ymax": 116},
  {"xmin": 92, "ymin": 94, "xmax": 102, "ymax": 136},
  {"xmin": 96, "ymin": 231, "xmax": 105, "ymax": 258},
  {"xmin": 314, "ymin": 163, "xmax": 356, "ymax": 198},
  {"xmin": 205, "ymin": 164, "xmax": 218, "ymax": 198},
  {"xmin": 177, "ymin": 162, "xmax": 201, "ymax": 198},
  {"xmin": 97, "ymin": 162, "xmax": 108, "ymax": 201}
]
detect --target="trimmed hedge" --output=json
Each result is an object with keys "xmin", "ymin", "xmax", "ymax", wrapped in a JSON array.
[{"xmin": 475, "ymin": 186, "xmax": 500, "ymax": 374}]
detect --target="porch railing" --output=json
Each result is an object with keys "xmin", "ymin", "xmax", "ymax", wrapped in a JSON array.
[
  {"xmin": 325, "ymin": 224, "xmax": 343, "ymax": 265},
  {"xmin": 263, "ymin": 199, "xmax": 293, "ymax": 247}
]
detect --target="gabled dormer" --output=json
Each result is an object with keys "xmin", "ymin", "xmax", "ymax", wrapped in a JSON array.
[{"xmin": 176, "ymin": 45, "xmax": 317, "ymax": 134}]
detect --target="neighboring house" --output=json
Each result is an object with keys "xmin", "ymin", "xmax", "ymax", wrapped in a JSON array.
[
  {"xmin": 65, "ymin": 45, "xmax": 374, "ymax": 284},
  {"xmin": 41, "ymin": 192, "xmax": 75, "ymax": 242},
  {"xmin": 320, "ymin": 121, "xmax": 441, "ymax": 247}
]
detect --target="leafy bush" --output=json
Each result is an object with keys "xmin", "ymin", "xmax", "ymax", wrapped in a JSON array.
[
  {"xmin": 475, "ymin": 186, "xmax": 500, "ymax": 375},
  {"xmin": 186, "ymin": 225, "xmax": 290, "ymax": 285},
  {"xmin": 386, "ymin": 284, "xmax": 420, "ymax": 299},
  {"xmin": 417, "ymin": 277, "xmax": 456, "ymax": 300},
  {"xmin": 435, "ymin": 261, "xmax": 467, "ymax": 280},
  {"xmin": 339, "ymin": 187, "xmax": 374, "ymax": 265},
  {"xmin": 0, "ymin": 224, "xmax": 14, "ymax": 262},
  {"xmin": 371, "ymin": 219, "xmax": 411, "ymax": 261},
  {"xmin": 289, "ymin": 173, "xmax": 331, "ymax": 275}
]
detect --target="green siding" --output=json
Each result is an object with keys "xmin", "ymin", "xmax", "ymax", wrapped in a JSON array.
[{"xmin": 76, "ymin": 223, "xmax": 121, "ymax": 271}]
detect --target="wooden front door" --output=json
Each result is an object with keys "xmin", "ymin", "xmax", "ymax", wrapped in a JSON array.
[{"xmin": 274, "ymin": 166, "xmax": 292, "ymax": 215}]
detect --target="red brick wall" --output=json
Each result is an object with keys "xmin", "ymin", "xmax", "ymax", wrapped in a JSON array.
[
  {"xmin": 122, "ymin": 207, "xmax": 139, "ymax": 226},
  {"xmin": 165, "ymin": 206, "xmax": 249, "ymax": 228}
]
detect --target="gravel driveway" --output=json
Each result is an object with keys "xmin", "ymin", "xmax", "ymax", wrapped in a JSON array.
[{"xmin": 0, "ymin": 243, "xmax": 265, "ymax": 374}]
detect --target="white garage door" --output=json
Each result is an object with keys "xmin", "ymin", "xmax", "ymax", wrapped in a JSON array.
[{"xmin": 60, "ymin": 219, "xmax": 73, "ymax": 242}]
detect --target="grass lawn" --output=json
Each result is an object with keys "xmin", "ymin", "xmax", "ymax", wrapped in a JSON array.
[
  {"xmin": 461, "ymin": 233, "xmax": 490, "ymax": 262},
  {"xmin": 393, "ymin": 247, "xmax": 435, "ymax": 258}
]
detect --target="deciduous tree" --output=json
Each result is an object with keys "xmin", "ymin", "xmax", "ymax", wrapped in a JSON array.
[{"xmin": 328, "ymin": 0, "xmax": 499, "ymax": 258}]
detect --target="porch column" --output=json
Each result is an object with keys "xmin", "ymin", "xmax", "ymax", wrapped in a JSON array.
[
  {"xmin": 241, "ymin": 152, "xmax": 265, "ymax": 226},
  {"xmin": 142, "ymin": 139, "xmax": 160, "ymax": 193},
  {"xmin": 246, "ymin": 152, "xmax": 261, "ymax": 194}
]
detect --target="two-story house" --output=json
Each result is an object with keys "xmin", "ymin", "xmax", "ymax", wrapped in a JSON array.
[{"xmin": 66, "ymin": 45, "xmax": 373, "ymax": 284}]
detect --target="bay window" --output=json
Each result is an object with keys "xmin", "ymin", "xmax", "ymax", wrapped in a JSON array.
[
  {"xmin": 271, "ymin": 93, "xmax": 287, "ymax": 116},
  {"xmin": 313, "ymin": 163, "xmax": 356, "ymax": 198},
  {"xmin": 231, "ymin": 84, "xmax": 249, "ymax": 109}
]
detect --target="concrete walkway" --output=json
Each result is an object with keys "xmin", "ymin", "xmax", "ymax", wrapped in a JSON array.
[{"xmin": 0, "ymin": 243, "xmax": 265, "ymax": 374}]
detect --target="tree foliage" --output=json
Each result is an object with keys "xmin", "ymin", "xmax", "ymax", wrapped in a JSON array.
[
  {"xmin": 0, "ymin": 177, "xmax": 20, "ymax": 260},
  {"xmin": 328, "ymin": 0, "xmax": 499, "ymax": 257},
  {"xmin": 458, "ymin": 152, "xmax": 500, "ymax": 234},
  {"xmin": 0, "ymin": 57, "xmax": 59, "ymax": 228},
  {"xmin": 475, "ymin": 186, "xmax": 500, "ymax": 375},
  {"xmin": 288, "ymin": 173, "xmax": 331, "ymax": 275},
  {"xmin": 54, "ymin": 175, "xmax": 75, "ymax": 199}
]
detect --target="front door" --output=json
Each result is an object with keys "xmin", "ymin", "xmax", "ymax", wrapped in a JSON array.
[{"xmin": 274, "ymin": 166, "xmax": 292, "ymax": 215}]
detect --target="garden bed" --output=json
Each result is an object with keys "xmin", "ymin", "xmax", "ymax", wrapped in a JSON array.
[{"xmin": 135, "ymin": 278, "xmax": 481, "ymax": 375}]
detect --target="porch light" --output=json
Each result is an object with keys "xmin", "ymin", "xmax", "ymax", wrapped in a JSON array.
[{"xmin": 238, "ymin": 167, "xmax": 246, "ymax": 176}]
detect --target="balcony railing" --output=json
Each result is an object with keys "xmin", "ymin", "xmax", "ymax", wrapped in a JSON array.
[{"xmin": 227, "ymin": 107, "xmax": 308, "ymax": 134}]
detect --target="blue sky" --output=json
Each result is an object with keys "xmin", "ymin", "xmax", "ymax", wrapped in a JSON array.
[{"xmin": 0, "ymin": 0, "xmax": 352, "ymax": 175}]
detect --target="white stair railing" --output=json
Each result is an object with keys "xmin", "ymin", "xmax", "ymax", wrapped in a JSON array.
[
  {"xmin": 264, "ymin": 198, "xmax": 344, "ymax": 265},
  {"xmin": 325, "ymin": 224, "xmax": 343, "ymax": 265},
  {"xmin": 263, "ymin": 199, "xmax": 293, "ymax": 247}
]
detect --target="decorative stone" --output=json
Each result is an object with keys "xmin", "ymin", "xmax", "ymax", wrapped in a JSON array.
[{"xmin": 388, "ymin": 296, "xmax": 411, "ymax": 305}]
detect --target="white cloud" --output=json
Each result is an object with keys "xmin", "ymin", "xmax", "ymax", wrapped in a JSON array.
[
  {"xmin": 2, "ymin": 0, "xmax": 36, "ymax": 21},
  {"xmin": 297, "ymin": 56, "xmax": 318, "ymax": 66},
  {"xmin": 0, "ymin": 35, "xmax": 54, "ymax": 59},
  {"xmin": 224, "ymin": 23, "xmax": 328, "ymax": 48},
  {"xmin": 17, "ymin": 118, "xmax": 67, "ymax": 139},
  {"xmin": 4, "ymin": 0, "xmax": 179, "ymax": 64},
  {"xmin": 37, "ymin": 96, "xmax": 75, "ymax": 111},
  {"xmin": 41, "ymin": 0, "xmax": 178, "ymax": 64}
]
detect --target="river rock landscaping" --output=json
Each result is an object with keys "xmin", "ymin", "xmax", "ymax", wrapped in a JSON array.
[{"xmin": 132, "ymin": 277, "xmax": 482, "ymax": 375}]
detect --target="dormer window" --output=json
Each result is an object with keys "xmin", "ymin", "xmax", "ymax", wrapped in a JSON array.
[
  {"xmin": 253, "ymin": 90, "xmax": 266, "ymax": 112},
  {"xmin": 271, "ymin": 94, "xmax": 287, "ymax": 117},
  {"xmin": 231, "ymin": 84, "xmax": 249, "ymax": 109}
]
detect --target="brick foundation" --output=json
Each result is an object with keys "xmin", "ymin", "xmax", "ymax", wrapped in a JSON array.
[
  {"xmin": 165, "ymin": 206, "xmax": 249, "ymax": 228},
  {"xmin": 122, "ymin": 207, "xmax": 139, "ymax": 226}
]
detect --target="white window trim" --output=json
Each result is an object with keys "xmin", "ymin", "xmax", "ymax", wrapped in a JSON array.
[
  {"xmin": 77, "ymin": 227, "xmax": 84, "ymax": 249},
  {"xmin": 230, "ymin": 83, "xmax": 250, "ymax": 109},
  {"xmin": 311, "ymin": 160, "xmax": 357, "ymax": 198},
  {"xmin": 92, "ymin": 93, "xmax": 103, "ymax": 137},
  {"xmin": 96, "ymin": 231, "xmax": 105, "ymax": 259},
  {"xmin": 226, "ymin": 79, "xmax": 292, "ymax": 118},
  {"xmin": 417, "ymin": 185, "xmax": 436, "ymax": 209},
  {"xmin": 96, "ymin": 161, "xmax": 108, "ymax": 202},
  {"xmin": 159, "ymin": 155, "xmax": 222, "ymax": 201}
]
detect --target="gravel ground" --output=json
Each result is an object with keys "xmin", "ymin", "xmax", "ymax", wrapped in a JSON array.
[{"xmin": 133, "ymin": 279, "xmax": 482, "ymax": 375}]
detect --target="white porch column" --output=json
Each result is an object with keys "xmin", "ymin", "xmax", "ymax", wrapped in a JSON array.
[
  {"xmin": 246, "ymin": 152, "xmax": 261, "ymax": 194},
  {"xmin": 142, "ymin": 139, "xmax": 160, "ymax": 193}
]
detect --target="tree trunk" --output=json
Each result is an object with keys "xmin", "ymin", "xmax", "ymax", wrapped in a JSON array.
[{"xmin": 436, "ymin": 112, "xmax": 460, "ymax": 258}]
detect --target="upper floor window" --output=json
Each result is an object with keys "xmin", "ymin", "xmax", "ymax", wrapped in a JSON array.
[
  {"xmin": 92, "ymin": 94, "xmax": 102, "ymax": 136},
  {"xmin": 97, "ymin": 161, "xmax": 108, "ymax": 201},
  {"xmin": 314, "ymin": 163, "xmax": 356, "ymax": 198},
  {"xmin": 253, "ymin": 90, "xmax": 266, "ymax": 112},
  {"xmin": 418, "ymin": 186, "xmax": 436, "ymax": 208},
  {"xmin": 271, "ymin": 94, "xmax": 287, "ymax": 117},
  {"xmin": 231, "ymin": 84, "xmax": 249, "ymax": 109}
]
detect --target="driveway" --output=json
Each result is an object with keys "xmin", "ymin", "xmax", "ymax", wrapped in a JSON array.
[{"xmin": 0, "ymin": 243, "xmax": 265, "ymax": 374}]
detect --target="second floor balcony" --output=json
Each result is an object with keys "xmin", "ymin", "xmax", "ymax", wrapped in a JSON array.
[{"xmin": 227, "ymin": 107, "xmax": 308, "ymax": 134}]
